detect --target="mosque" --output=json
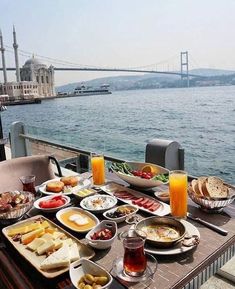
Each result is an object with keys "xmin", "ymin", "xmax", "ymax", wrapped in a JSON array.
[{"xmin": 0, "ymin": 27, "xmax": 55, "ymax": 100}]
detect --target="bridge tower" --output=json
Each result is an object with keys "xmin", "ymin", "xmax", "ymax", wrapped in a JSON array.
[{"xmin": 180, "ymin": 51, "xmax": 189, "ymax": 87}]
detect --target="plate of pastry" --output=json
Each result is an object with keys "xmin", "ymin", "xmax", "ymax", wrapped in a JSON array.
[{"xmin": 39, "ymin": 176, "xmax": 91, "ymax": 196}]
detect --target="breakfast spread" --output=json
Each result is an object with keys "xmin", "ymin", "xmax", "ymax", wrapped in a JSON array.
[
  {"xmin": 0, "ymin": 191, "xmax": 30, "ymax": 212},
  {"xmin": 190, "ymin": 176, "xmax": 230, "ymax": 199},
  {"xmin": 78, "ymin": 274, "xmax": 108, "ymax": 289}
]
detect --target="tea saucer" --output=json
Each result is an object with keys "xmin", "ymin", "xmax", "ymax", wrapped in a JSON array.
[{"xmin": 111, "ymin": 253, "xmax": 157, "ymax": 285}]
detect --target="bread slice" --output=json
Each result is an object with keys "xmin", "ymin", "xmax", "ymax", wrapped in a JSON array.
[
  {"xmin": 191, "ymin": 179, "xmax": 203, "ymax": 197},
  {"xmin": 197, "ymin": 177, "xmax": 208, "ymax": 197},
  {"xmin": 204, "ymin": 177, "xmax": 228, "ymax": 199}
]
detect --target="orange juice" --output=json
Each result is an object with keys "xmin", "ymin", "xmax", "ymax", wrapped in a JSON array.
[
  {"xmin": 91, "ymin": 154, "xmax": 105, "ymax": 185},
  {"xmin": 169, "ymin": 170, "xmax": 188, "ymax": 218}
]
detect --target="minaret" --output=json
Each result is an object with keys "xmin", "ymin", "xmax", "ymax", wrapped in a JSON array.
[
  {"xmin": 13, "ymin": 25, "xmax": 20, "ymax": 82},
  {"xmin": 0, "ymin": 29, "xmax": 8, "ymax": 83}
]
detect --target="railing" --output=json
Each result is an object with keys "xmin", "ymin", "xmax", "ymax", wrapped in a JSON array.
[{"xmin": 9, "ymin": 121, "xmax": 185, "ymax": 173}]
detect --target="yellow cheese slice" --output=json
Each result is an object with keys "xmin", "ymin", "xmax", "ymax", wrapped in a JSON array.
[{"xmin": 37, "ymin": 239, "xmax": 55, "ymax": 255}]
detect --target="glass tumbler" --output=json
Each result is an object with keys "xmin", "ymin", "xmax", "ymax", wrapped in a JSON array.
[
  {"xmin": 169, "ymin": 170, "xmax": 188, "ymax": 218},
  {"xmin": 91, "ymin": 153, "xmax": 105, "ymax": 185}
]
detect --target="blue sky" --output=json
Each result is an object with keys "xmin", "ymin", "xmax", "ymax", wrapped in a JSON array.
[{"xmin": 1, "ymin": 0, "xmax": 235, "ymax": 85}]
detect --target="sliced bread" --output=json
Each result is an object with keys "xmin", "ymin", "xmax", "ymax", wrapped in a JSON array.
[
  {"xmin": 191, "ymin": 179, "xmax": 203, "ymax": 197},
  {"xmin": 197, "ymin": 177, "xmax": 208, "ymax": 197},
  {"xmin": 203, "ymin": 176, "xmax": 228, "ymax": 199}
]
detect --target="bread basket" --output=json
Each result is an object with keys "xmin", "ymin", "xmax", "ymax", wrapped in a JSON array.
[
  {"xmin": 188, "ymin": 186, "xmax": 235, "ymax": 213},
  {"xmin": 0, "ymin": 191, "xmax": 35, "ymax": 224}
]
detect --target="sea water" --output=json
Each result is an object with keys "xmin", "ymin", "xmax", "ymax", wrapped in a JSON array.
[{"xmin": 2, "ymin": 85, "xmax": 235, "ymax": 183}]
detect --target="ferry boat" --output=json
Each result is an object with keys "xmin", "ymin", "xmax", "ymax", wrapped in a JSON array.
[{"xmin": 72, "ymin": 84, "xmax": 112, "ymax": 96}]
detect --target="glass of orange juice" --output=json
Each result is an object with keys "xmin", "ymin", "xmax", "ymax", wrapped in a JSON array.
[
  {"xmin": 91, "ymin": 153, "xmax": 105, "ymax": 186},
  {"xmin": 169, "ymin": 170, "xmax": 188, "ymax": 219}
]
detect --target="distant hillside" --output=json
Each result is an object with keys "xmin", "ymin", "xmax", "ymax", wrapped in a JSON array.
[{"xmin": 56, "ymin": 68, "xmax": 235, "ymax": 92}]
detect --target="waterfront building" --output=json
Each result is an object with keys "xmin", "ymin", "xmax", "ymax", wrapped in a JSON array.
[
  {"xmin": 20, "ymin": 57, "xmax": 55, "ymax": 97},
  {"xmin": 0, "ymin": 27, "xmax": 55, "ymax": 99}
]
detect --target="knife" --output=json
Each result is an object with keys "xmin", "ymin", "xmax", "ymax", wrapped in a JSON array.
[{"xmin": 187, "ymin": 212, "xmax": 228, "ymax": 236}]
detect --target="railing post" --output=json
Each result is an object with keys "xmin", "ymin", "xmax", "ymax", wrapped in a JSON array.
[
  {"xmin": 10, "ymin": 121, "xmax": 31, "ymax": 158},
  {"xmin": 145, "ymin": 139, "xmax": 184, "ymax": 170}
]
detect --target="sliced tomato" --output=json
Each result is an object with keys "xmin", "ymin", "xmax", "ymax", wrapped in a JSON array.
[{"xmin": 39, "ymin": 199, "xmax": 65, "ymax": 208}]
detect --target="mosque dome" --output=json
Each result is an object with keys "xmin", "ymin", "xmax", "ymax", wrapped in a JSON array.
[{"xmin": 24, "ymin": 57, "xmax": 47, "ymax": 68}]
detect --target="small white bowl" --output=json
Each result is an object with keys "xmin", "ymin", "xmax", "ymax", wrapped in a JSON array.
[
  {"xmin": 103, "ymin": 205, "xmax": 138, "ymax": 223},
  {"xmin": 70, "ymin": 258, "xmax": 113, "ymax": 289},
  {"xmin": 154, "ymin": 191, "xmax": 170, "ymax": 203},
  {"xmin": 80, "ymin": 194, "xmax": 117, "ymax": 213},
  {"xmin": 34, "ymin": 195, "xmax": 70, "ymax": 212},
  {"xmin": 85, "ymin": 220, "xmax": 117, "ymax": 249}
]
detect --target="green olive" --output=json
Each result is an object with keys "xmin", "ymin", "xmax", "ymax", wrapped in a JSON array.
[
  {"xmin": 84, "ymin": 285, "xmax": 93, "ymax": 289},
  {"xmin": 93, "ymin": 285, "xmax": 102, "ymax": 289},
  {"xmin": 84, "ymin": 274, "xmax": 95, "ymax": 285},
  {"xmin": 94, "ymin": 276, "xmax": 108, "ymax": 286},
  {"xmin": 78, "ymin": 282, "xmax": 86, "ymax": 289}
]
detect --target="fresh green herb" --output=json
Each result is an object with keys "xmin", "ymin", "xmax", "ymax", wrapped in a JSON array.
[{"xmin": 152, "ymin": 174, "xmax": 169, "ymax": 183}]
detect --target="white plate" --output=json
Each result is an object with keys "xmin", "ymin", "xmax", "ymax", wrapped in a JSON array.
[
  {"xmin": 103, "ymin": 205, "xmax": 139, "ymax": 223},
  {"xmin": 56, "ymin": 207, "xmax": 99, "ymax": 233},
  {"xmin": 144, "ymin": 220, "xmax": 200, "ymax": 255},
  {"xmin": 101, "ymin": 183, "xmax": 170, "ymax": 217},
  {"xmin": 38, "ymin": 178, "xmax": 91, "ymax": 195},
  {"xmin": 33, "ymin": 195, "xmax": 70, "ymax": 212},
  {"xmin": 80, "ymin": 194, "xmax": 117, "ymax": 213}
]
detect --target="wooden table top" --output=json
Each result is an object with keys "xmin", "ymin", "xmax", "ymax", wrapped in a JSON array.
[{"xmin": 0, "ymin": 177, "xmax": 234, "ymax": 289}]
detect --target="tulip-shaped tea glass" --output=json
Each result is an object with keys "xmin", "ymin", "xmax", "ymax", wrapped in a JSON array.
[
  {"xmin": 122, "ymin": 229, "xmax": 147, "ymax": 277},
  {"xmin": 20, "ymin": 175, "xmax": 36, "ymax": 195}
]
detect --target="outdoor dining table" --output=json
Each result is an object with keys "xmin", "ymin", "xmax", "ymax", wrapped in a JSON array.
[{"xmin": 0, "ymin": 173, "xmax": 234, "ymax": 289}]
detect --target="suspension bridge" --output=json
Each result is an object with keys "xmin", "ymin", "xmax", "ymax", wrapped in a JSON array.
[{"xmin": 0, "ymin": 35, "xmax": 207, "ymax": 88}]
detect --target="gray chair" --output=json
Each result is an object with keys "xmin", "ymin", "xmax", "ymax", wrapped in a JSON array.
[{"xmin": 0, "ymin": 155, "xmax": 62, "ymax": 192}]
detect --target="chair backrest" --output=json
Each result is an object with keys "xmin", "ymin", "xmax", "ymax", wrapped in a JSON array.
[{"xmin": 0, "ymin": 155, "xmax": 56, "ymax": 192}]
